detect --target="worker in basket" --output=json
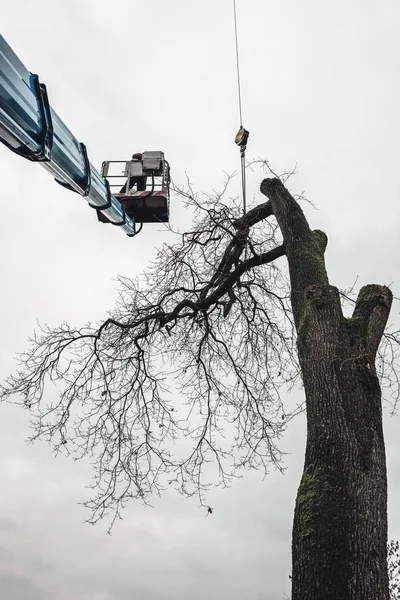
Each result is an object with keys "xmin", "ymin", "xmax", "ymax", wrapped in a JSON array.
[{"xmin": 119, "ymin": 152, "xmax": 147, "ymax": 194}]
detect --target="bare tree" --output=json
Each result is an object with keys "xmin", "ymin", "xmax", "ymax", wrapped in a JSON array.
[{"xmin": 1, "ymin": 166, "xmax": 399, "ymax": 600}]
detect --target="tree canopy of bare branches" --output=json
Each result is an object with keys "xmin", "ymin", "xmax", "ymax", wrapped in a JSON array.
[
  {"xmin": 0, "ymin": 171, "xmax": 300, "ymax": 527},
  {"xmin": 1, "ymin": 167, "xmax": 400, "ymax": 600}
]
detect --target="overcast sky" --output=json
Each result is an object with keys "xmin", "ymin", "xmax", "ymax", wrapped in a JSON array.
[{"xmin": 1, "ymin": 1, "xmax": 400, "ymax": 598}]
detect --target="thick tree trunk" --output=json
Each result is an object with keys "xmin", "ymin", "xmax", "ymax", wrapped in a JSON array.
[
  {"xmin": 260, "ymin": 179, "xmax": 392, "ymax": 600},
  {"xmin": 294, "ymin": 283, "xmax": 391, "ymax": 600}
]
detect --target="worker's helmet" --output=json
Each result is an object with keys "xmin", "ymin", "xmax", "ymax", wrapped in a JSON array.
[{"xmin": 132, "ymin": 152, "xmax": 143, "ymax": 160}]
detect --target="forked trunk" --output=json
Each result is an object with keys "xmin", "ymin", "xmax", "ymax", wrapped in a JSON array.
[
  {"xmin": 293, "ymin": 283, "xmax": 390, "ymax": 600},
  {"xmin": 260, "ymin": 178, "xmax": 392, "ymax": 600}
]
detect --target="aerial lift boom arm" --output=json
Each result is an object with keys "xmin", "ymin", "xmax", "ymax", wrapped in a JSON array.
[{"xmin": 0, "ymin": 35, "xmax": 137, "ymax": 237}]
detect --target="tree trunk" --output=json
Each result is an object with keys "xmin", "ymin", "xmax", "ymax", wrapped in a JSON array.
[{"xmin": 261, "ymin": 179, "xmax": 392, "ymax": 600}]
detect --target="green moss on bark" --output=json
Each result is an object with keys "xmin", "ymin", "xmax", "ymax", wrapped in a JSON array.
[{"xmin": 296, "ymin": 465, "xmax": 327, "ymax": 538}]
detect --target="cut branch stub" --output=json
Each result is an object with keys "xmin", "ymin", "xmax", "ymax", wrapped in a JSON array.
[
  {"xmin": 351, "ymin": 284, "xmax": 393, "ymax": 360},
  {"xmin": 297, "ymin": 284, "xmax": 343, "ymax": 359}
]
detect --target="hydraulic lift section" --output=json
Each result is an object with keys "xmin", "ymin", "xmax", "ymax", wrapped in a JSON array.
[{"xmin": 0, "ymin": 35, "xmax": 170, "ymax": 236}]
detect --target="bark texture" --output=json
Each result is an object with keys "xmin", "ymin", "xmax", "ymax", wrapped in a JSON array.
[{"xmin": 261, "ymin": 178, "xmax": 392, "ymax": 600}]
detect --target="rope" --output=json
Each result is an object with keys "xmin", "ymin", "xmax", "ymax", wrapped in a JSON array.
[
  {"xmin": 240, "ymin": 151, "xmax": 247, "ymax": 214},
  {"xmin": 233, "ymin": 0, "xmax": 243, "ymax": 127},
  {"xmin": 233, "ymin": 0, "xmax": 248, "ymax": 216}
]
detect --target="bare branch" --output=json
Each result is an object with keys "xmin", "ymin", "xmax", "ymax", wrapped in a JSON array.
[{"xmin": 0, "ymin": 173, "xmax": 296, "ymax": 527}]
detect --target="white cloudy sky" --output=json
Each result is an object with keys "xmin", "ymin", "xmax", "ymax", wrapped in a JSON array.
[{"xmin": 1, "ymin": 1, "xmax": 400, "ymax": 598}]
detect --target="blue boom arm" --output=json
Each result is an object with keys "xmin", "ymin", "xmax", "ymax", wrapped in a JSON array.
[{"xmin": 0, "ymin": 35, "xmax": 136, "ymax": 237}]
